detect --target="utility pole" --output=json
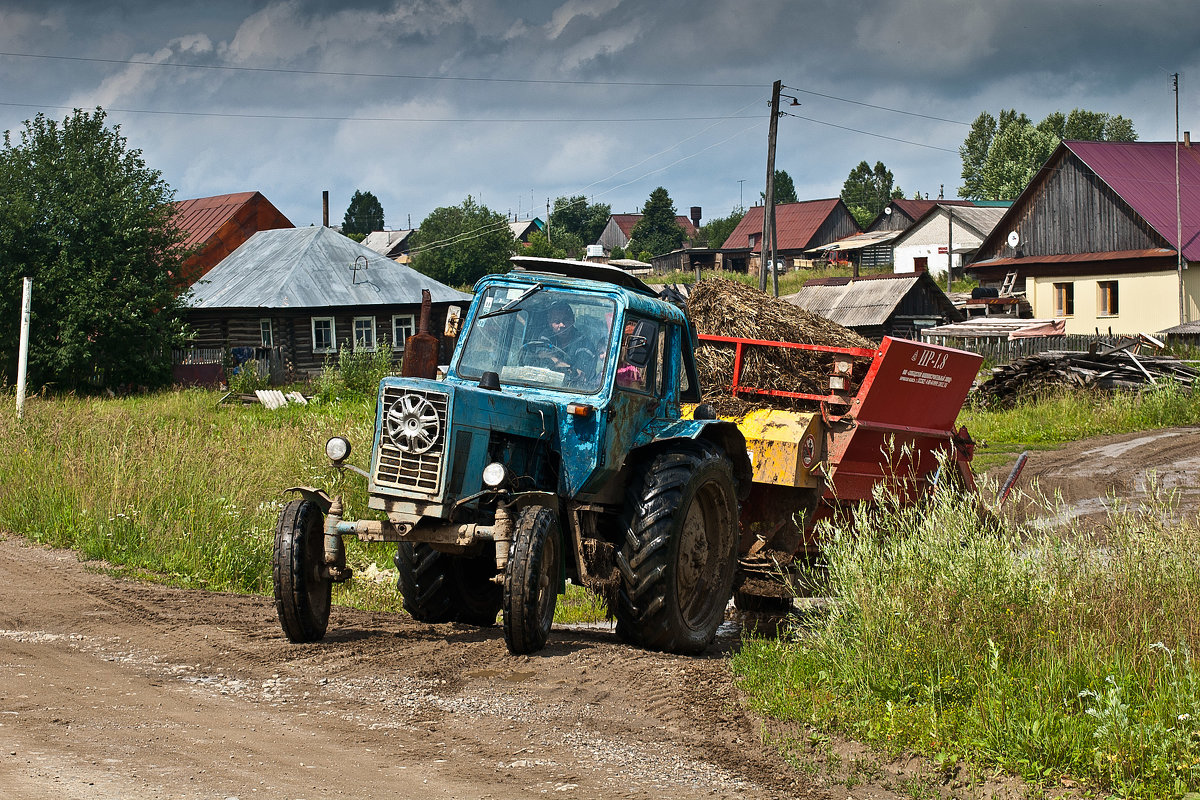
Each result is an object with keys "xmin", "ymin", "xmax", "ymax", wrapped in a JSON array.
[
  {"xmin": 16, "ymin": 277, "xmax": 32, "ymax": 420},
  {"xmin": 1176, "ymin": 73, "xmax": 1185, "ymax": 325},
  {"xmin": 760, "ymin": 79, "xmax": 781, "ymax": 294},
  {"xmin": 737, "ymin": 179, "xmax": 746, "ymax": 210},
  {"xmin": 946, "ymin": 206, "xmax": 954, "ymax": 294}
]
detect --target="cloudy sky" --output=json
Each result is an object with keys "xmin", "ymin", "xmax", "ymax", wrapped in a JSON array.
[{"xmin": 2, "ymin": 0, "xmax": 1197, "ymax": 230}]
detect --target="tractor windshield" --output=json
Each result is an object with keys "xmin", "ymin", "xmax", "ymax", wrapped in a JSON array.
[{"xmin": 457, "ymin": 286, "xmax": 616, "ymax": 394}]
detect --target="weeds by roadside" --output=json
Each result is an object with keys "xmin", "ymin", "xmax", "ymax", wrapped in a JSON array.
[{"xmin": 732, "ymin": 483, "xmax": 1200, "ymax": 798}]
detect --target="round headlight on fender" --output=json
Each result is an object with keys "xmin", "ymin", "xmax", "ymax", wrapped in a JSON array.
[
  {"xmin": 325, "ymin": 436, "xmax": 351, "ymax": 463},
  {"xmin": 481, "ymin": 461, "xmax": 511, "ymax": 489}
]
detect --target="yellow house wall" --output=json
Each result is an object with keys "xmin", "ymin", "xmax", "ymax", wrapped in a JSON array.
[{"xmin": 1028, "ymin": 268, "xmax": 1200, "ymax": 335}]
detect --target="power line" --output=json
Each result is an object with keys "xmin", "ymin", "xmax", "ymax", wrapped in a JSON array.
[
  {"xmin": 0, "ymin": 50, "xmax": 762, "ymax": 89},
  {"xmin": 0, "ymin": 101, "xmax": 755, "ymax": 124},
  {"xmin": 783, "ymin": 84, "xmax": 971, "ymax": 126},
  {"xmin": 781, "ymin": 111, "xmax": 961, "ymax": 154}
]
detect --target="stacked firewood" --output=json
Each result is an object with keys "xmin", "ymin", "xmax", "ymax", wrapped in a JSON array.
[{"xmin": 974, "ymin": 345, "xmax": 1200, "ymax": 409}]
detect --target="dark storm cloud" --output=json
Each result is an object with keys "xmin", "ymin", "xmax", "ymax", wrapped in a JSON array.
[{"xmin": 0, "ymin": 0, "xmax": 1196, "ymax": 227}]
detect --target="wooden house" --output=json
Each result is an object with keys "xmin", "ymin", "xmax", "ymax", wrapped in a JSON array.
[
  {"xmin": 720, "ymin": 199, "xmax": 861, "ymax": 273},
  {"xmin": 968, "ymin": 139, "xmax": 1200, "ymax": 335},
  {"xmin": 184, "ymin": 226, "xmax": 470, "ymax": 375},
  {"xmin": 173, "ymin": 192, "xmax": 293, "ymax": 286},
  {"xmin": 361, "ymin": 229, "xmax": 415, "ymax": 263},
  {"xmin": 860, "ymin": 199, "xmax": 978, "ymax": 268},
  {"xmin": 892, "ymin": 204, "xmax": 1008, "ymax": 277},
  {"xmin": 785, "ymin": 271, "xmax": 962, "ymax": 340},
  {"xmin": 595, "ymin": 213, "xmax": 699, "ymax": 255}
]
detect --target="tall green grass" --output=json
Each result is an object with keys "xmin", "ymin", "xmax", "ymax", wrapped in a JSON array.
[{"xmin": 732, "ymin": 483, "xmax": 1200, "ymax": 798}]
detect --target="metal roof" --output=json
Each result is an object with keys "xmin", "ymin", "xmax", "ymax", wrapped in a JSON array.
[
  {"xmin": 187, "ymin": 226, "xmax": 470, "ymax": 310},
  {"xmin": 721, "ymin": 199, "xmax": 849, "ymax": 252},
  {"xmin": 810, "ymin": 229, "xmax": 901, "ymax": 252},
  {"xmin": 784, "ymin": 272, "xmax": 955, "ymax": 327},
  {"xmin": 173, "ymin": 192, "xmax": 291, "ymax": 250},
  {"xmin": 361, "ymin": 229, "xmax": 414, "ymax": 258},
  {"xmin": 1065, "ymin": 140, "xmax": 1200, "ymax": 261},
  {"xmin": 606, "ymin": 213, "xmax": 697, "ymax": 239}
]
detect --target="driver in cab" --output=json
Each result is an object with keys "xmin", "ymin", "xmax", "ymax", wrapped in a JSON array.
[{"xmin": 541, "ymin": 302, "xmax": 595, "ymax": 381}]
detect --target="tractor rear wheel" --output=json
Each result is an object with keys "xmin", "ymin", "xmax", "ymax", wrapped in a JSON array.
[
  {"xmin": 394, "ymin": 543, "xmax": 501, "ymax": 626},
  {"xmin": 503, "ymin": 505, "xmax": 561, "ymax": 655},
  {"xmin": 273, "ymin": 499, "xmax": 332, "ymax": 643},
  {"xmin": 616, "ymin": 442, "xmax": 738, "ymax": 654}
]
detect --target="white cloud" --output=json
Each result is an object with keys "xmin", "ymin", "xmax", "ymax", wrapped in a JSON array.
[{"xmin": 544, "ymin": 0, "xmax": 621, "ymax": 39}]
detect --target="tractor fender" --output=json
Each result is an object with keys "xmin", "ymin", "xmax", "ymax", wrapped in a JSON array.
[
  {"xmin": 283, "ymin": 486, "xmax": 334, "ymax": 514},
  {"xmin": 629, "ymin": 418, "xmax": 752, "ymax": 500}
]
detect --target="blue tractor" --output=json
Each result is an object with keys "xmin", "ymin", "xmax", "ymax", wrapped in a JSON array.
[{"xmin": 274, "ymin": 258, "xmax": 750, "ymax": 655}]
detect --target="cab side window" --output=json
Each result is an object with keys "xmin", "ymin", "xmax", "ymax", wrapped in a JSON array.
[{"xmin": 615, "ymin": 317, "xmax": 659, "ymax": 394}]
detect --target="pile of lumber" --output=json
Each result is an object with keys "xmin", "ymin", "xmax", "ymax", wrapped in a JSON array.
[
  {"xmin": 686, "ymin": 278, "xmax": 874, "ymax": 415},
  {"xmin": 974, "ymin": 343, "xmax": 1200, "ymax": 409}
]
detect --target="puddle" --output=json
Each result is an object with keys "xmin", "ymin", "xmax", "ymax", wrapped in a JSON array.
[{"xmin": 1081, "ymin": 430, "xmax": 1186, "ymax": 460}]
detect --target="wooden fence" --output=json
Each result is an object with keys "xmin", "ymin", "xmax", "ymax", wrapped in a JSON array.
[
  {"xmin": 919, "ymin": 334, "xmax": 1110, "ymax": 365},
  {"xmin": 172, "ymin": 346, "xmax": 287, "ymax": 385}
]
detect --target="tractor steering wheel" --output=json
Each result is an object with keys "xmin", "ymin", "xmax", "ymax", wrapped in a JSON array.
[{"xmin": 518, "ymin": 337, "xmax": 570, "ymax": 369}]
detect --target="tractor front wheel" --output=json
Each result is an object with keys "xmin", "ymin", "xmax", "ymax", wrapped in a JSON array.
[
  {"xmin": 502, "ymin": 505, "xmax": 561, "ymax": 655},
  {"xmin": 616, "ymin": 442, "xmax": 738, "ymax": 654},
  {"xmin": 273, "ymin": 499, "xmax": 332, "ymax": 643}
]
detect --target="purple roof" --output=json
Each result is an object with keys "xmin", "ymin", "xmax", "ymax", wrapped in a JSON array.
[{"xmin": 1066, "ymin": 140, "xmax": 1200, "ymax": 261}]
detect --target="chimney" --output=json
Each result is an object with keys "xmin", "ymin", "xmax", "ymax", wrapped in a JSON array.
[
  {"xmin": 322, "ymin": 190, "xmax": 329, "ymax": 227},
  {"xmin": 689, "ymin": 206, "xmax": 701, "ymax": 229},
  {"xmin": 1185, "ymin": 131, "xmax": 1192, "ymax": 148}
]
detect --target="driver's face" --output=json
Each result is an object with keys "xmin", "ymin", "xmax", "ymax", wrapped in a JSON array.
[{"xmin": 548, "ymin": 313, "xmax": 571, "ymax": 336}]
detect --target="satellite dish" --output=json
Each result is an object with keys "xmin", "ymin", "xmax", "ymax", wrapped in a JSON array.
[
  {"xmin": 884, "ymin": 207, "xmax": 893, "ymax": 215},
  {"xmin": 1007, "ymin": 230, "xmax": 1020, "ymax": 248}
]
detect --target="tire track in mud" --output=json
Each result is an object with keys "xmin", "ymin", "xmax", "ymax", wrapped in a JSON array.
[{"xmin": 0, "ymin": 536, "xmax": 810, "ymax": 800}]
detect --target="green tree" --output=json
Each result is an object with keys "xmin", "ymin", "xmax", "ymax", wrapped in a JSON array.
[
  {"xmin": 761, "ymin": 169, "xmax": 798, "ymax": 205},
  {"xmin": 410, "ymin": 196, "xmax": 516, "ymax": 287},
  {"xmin": 0, "ymin": 108, "xmax": 188, "ymax": 390},
  {"xmin": 840, "ymin": 161, "xmax": 903, "ymax": 227},
  {"xmin": 697, "ymin": 209, "xmax": 745, "ymax": 249},
  {"xmin": 524, "ymin": 230, "xmax": 566, "ymax": 259},
  {"xmin": 549, "ymin": 195, "xmax": 610, "ymax": 246},
  {"xmin": 960, "ymin": 107, "xmax": 1137, "ymax": 199},
  {"xmin": 342, "ymin": 189, "xmax": 385, "ymax": 236},
  {"xmin": 629, "ymin": 186, "xmax": 685, "ymax": 258}
]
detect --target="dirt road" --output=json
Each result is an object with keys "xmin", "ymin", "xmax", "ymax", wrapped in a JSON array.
[
  {"xmin": 0, "ymin": 536, "xmax": 816, "ymax": 800},
  {"xmin": 5, "ymin": 426, "xmax": 1198, "ymax": 800}
]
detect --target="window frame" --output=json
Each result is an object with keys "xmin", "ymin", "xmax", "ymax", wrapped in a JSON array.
[
  {"xmin": 1097, "ymin": 280, "xmax": 1119, "ymax": 317},
  {"xmin": 259, "ymin": 318, "xmax": 274, "ymax": 348},
  {"xmin": 311, "ymin": 316, "xmax": 336, "ymax": 354},
  {"xmin": 392, "ymin": 314, "xmax": 416, "ymax": 351},
  {"xmin": 353, "ymin": 316, "xmax": 377, "ymax": 351},
  {"xmin": 1053, "ymin": 282, "xmax": 1075, "ymax": 317}
]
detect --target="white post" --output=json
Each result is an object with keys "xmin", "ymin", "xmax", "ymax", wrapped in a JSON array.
[{"xmin": 16, "ymin": 277, "xmax": 32, "ymax": 420}]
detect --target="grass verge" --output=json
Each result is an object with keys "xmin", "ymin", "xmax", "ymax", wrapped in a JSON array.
[{"xmin": 731, "ymin": 483, "xmax": 1200, "ymax": 798}]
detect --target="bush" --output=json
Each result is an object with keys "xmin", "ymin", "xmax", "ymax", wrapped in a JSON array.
[{"xmin": 313, "ymin": 346, "xmax": 396, "ymax": 402}]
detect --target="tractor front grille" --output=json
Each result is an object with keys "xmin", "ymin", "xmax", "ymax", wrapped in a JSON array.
[{"xmin": 374, "ymin": 386, "xmax": 450, "ymax": 496}]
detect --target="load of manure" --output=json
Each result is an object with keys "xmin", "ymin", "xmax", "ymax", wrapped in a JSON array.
[{"xmin": 685, "ymin": 277, "xmax": 875, "ymax": 415}]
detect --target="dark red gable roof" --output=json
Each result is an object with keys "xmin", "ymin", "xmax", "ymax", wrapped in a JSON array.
[
  {"xmin": 721, "ymin": 199, "xmax": 851, "ymax": 252},
  {"xmin": 173, "ymin": 192, "xmax": 293, "ymax": 285},
  {"xmin": 610, "ymin": 213, "xmax": 698, "ymax": 238}
]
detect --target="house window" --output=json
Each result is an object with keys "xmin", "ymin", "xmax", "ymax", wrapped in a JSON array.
[
  {"xmin": 259, "ymin": 319, "xmax": 273, "ymax": 348},
  {"xmin": 392, "ymin": 314, "xmax": 416, "ymax": 350},
  {"xmin": 1053, "ymin": 282, "xmax": 1075, "ymax": 317},
  {"xmin": 312, "ymin": 317, "xmax": 335, "ymax": 353},
  {"xmin": 353, "ymin": 316, "xmax": 377, "ymax": 350},
  {"xmin": 1098, "ymin": 281, "xmax": 1119, "ymax": 317}
]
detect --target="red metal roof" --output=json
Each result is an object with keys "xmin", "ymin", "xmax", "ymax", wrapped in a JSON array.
[
  {"xmin": 721, "ymin": 199, "xmax": 845, "ymax": 252},
  {"xmin": 610, "ymin": 213, "xmax": 697, "ymax": 238},
  {"xmin": 1065, "ymin": 141, "xmax": 1200, "ymax": 261},
  {"xmin": 973, "ymin": 248, "xmax": 1176, "ymax": 268},
  {"xmin": 172, "ymin": 191, "xmax": 294, "ymax": 285}
]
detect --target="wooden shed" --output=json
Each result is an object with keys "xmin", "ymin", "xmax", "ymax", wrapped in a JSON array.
[
  {"xmin": 184, "ymin": 226, "xmax": 470, "ymax": 376},
  {"xmin": 784, "ymin": 271, "xmax": 963, "ymax": 340},
  {"xmin": 720, "ymin": 199, "xmax": 861, "ymax": 274}
]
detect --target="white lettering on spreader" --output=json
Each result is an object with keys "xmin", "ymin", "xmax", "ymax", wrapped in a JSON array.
[{"xmin": 900, "ymin": 368, "xmax": 953, "ymax": 389}]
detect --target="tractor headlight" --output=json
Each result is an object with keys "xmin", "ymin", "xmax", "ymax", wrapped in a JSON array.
[
  {"xmin": 481, "ymin": 461, "xmax": 511, "ymax": 489},
  {"xmin": 325, "ymin": 436, "xmax": 351, "ymax": 463}
]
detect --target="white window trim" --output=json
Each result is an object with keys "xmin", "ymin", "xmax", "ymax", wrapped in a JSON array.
[
  {"xmin": 312, "ymin": 316, "xmax": 336, "ymax": 354},
  {"xmin": 259, "ymin": 318, "xmax": 274, "ymax": 348},
  {"xmin": 392, "ymin": 314, "xmax": 416, "ymax": 350},
  {"xmin": 353, "ymin": 316, "xmax": 377, "ymax": 351}
]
